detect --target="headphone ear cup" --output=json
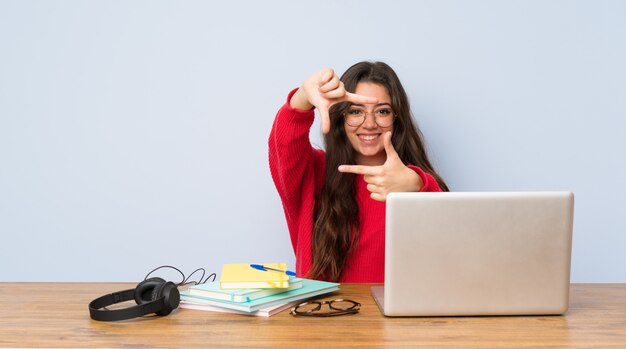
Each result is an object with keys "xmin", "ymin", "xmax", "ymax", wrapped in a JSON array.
[
  {"xmin": 134, "ymin": 277, "xmax": 166, "ymax": 305},
  {"xmin": 151, "ymin": 280, "xmax": 167, "ymax": 301},
  {"xmin": 152, "ymin": 281, "xmax": 180, "ymax": 316}
]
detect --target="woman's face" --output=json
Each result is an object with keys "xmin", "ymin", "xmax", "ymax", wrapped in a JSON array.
[{"xmin": 344, "ymin": 82, "xmax": 394, "ymax": 166}]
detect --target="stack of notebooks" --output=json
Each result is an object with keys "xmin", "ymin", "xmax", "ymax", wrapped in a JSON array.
[{"xmin": 179, "ymin": 263, "xmax": 339, "ymax": 317}]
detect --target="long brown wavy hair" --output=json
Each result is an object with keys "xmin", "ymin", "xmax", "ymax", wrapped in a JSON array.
[{"xmin": 308, "ymin": 61, "xmax": 449, "ymax": 281}]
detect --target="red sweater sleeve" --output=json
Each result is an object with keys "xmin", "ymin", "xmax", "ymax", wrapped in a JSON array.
[
  {"xmin": 408, "ymin": 165, "xmax": 443, "ymax": 192},
  {"xmin": 268, "ymin": 89, "xmax": 325, "ymax": 269}
]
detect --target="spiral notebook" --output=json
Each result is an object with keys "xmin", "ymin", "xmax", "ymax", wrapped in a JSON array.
[
  {"xmin": 189, "ymin": 278, "xmax": 303, "ymax": 302},
  {"xmin": 181, "ymin": 279, "xmax": 339, "ymax": 313}
]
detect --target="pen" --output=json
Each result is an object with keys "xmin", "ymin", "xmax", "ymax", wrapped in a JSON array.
[{"xmin": 250, "ymin": 264, "xmax": 296, "ymax": 276}]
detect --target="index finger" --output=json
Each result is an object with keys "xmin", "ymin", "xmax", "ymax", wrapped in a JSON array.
[
  {"xmin": 344, "ymin": 92, "xmax": 379, "ymax": 105},
  {"xmin": 338, "ymin": 164, "xmax": 381, "ymax": 175}
]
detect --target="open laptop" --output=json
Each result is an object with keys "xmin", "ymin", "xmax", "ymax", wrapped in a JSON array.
[{"xmin": 372, "ymin": 191, "xmax": 574, "ymax": 317}]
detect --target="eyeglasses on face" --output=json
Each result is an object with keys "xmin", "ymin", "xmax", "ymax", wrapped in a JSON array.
[
  {"xmin": 290, "ymin": 299, "xmax": 361, "ymax": 317},
  {"xmin": 343, "ymin": 105, "xmax": 395, "ymax": 128}
]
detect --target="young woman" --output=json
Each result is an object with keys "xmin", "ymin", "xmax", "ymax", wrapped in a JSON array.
[{"xmin": 269, "ymin": 61, "xmax": 448, "ymax": 283}]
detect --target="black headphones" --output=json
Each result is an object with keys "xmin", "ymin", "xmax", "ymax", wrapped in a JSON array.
[{"xmin": 89, "ymin": 277, "xmax": 180, "ymax": 322}]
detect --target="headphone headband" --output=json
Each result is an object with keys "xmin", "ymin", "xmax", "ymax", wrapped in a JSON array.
[
  {"xmin": 88, "ymin": 266, "xmax": 214, "ymax": 322},
  {"xmin": 88, "ymin": 280, "xmax": 179, "ymax": 322}
]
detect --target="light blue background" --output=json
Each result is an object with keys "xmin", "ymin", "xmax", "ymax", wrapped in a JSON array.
[{"xmin": 1, "ymin": 0, "xmax": 624, "ymax": 282}]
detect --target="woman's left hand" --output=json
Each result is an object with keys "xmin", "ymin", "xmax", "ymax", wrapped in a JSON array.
[{"xmin": 338, "ymin": 132, "xmax": 424, "ymax": 202}]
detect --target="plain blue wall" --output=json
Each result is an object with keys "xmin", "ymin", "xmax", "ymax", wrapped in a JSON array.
[{"xmin": 1, "ymin": 0, "xmax": 624, "ymax": 282}]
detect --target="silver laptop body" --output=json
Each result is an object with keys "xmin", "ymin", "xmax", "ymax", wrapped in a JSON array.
[{"xmin": 372, "ymin": 191, "xmax": 574, "ymax": 317}]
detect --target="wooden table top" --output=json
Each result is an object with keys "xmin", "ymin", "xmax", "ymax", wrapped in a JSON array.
[{"xmin": 1, "ymin": 283, "xmax": 625, "ymax": 348}]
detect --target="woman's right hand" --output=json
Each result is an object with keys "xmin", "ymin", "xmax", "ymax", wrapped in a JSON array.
[{"xmin": 290, "ymin": 68, "xmax": 378, "ymax": 134}]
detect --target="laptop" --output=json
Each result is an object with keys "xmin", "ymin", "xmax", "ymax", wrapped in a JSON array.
[{"xmin": 372, "ymin": 191, "xmax": 574, "ymax": 317}]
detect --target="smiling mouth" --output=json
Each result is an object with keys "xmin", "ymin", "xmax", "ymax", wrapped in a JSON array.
[{"xmin": 358, "ymin": 134, "xmax": 381, "ymax": 143}]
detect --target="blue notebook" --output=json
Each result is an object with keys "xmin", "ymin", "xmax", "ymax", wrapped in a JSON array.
[
  {"xmin": 189, "ymin": 278, "xmax": 303, "ymax": 302},
  {"xmin": 180, "ymin": 279, "xmax": 339, "ymax": 312}
]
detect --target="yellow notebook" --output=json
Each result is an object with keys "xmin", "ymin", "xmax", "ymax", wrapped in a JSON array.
[{"xmin": 219, "ymin": 263, "xmax": 291, "ymax": 289}]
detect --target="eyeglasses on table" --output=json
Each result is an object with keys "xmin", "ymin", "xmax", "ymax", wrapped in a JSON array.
[{"xmin": 290, "ymin": 299, "xmax": 361, "ymax": 317}]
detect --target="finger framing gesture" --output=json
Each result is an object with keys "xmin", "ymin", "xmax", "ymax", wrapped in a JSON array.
[
  {"xmin": 338, "ymin": 132, "xmax": 424, "ymax": 201},
  {"xmin": 290, "ymin": 68, "xmax": 379, "ymax": 134}
]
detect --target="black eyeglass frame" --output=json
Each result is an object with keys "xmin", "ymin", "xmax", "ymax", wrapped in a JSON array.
[{"xmin": 289, "ymin": 299, "xmax": 361, "ymax": 317}]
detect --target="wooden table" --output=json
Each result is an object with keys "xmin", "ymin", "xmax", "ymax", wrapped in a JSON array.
[{"xmin": 1, "ymin": 283, "xmax": 625, "ymax": 348}]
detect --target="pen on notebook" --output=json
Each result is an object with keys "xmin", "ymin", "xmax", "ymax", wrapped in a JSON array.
[{"xmin": 250, "ymin": 264, "xmax": 296, "ymax": 276}]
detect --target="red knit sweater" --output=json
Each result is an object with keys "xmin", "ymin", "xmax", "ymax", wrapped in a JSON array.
[{"xmin": 269, "ymin": 89, "xmax": 442, "ymax": 282}]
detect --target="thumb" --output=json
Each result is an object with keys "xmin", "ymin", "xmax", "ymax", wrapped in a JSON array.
[
  {"xmin": 320, "ymin": 107, "xmax": 330, "ymax": 134},
  {"xmin": 383, "ymin": 132, "xmax": 400, "ymax": 163}
]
